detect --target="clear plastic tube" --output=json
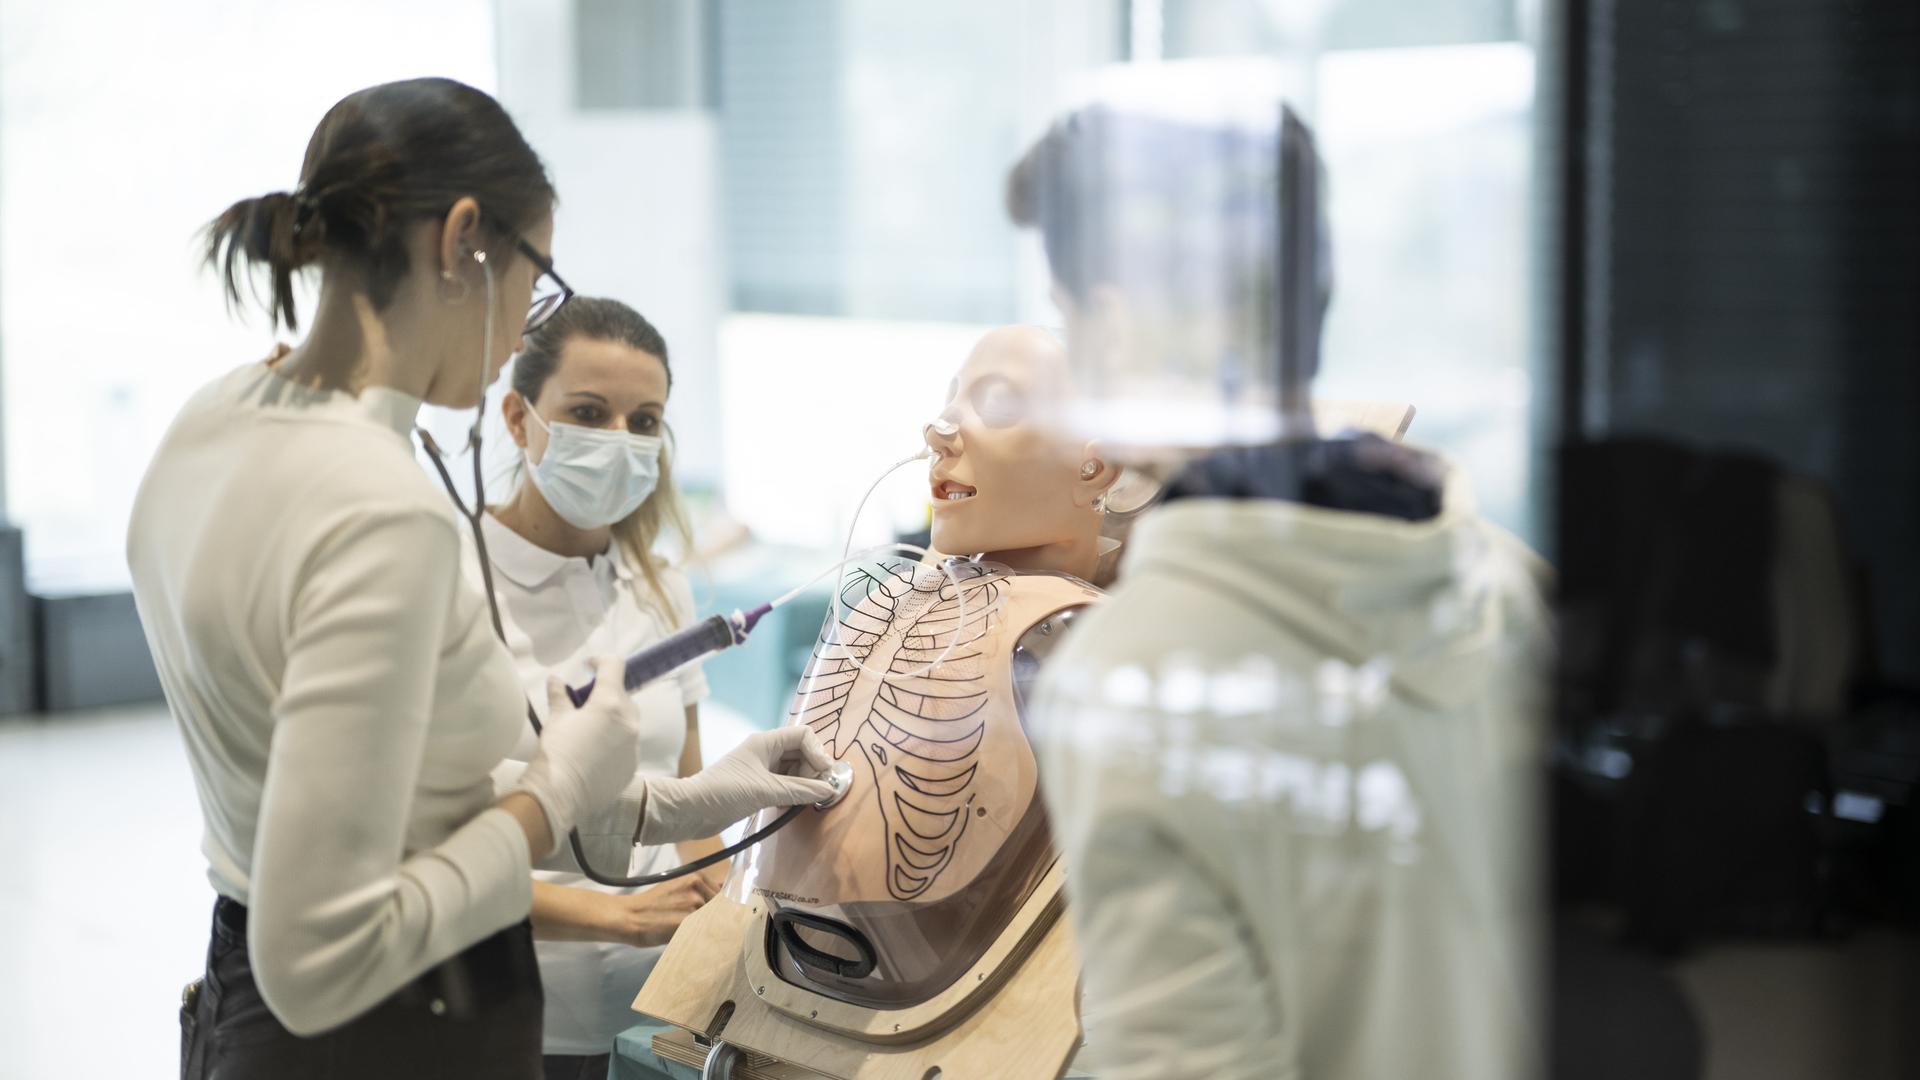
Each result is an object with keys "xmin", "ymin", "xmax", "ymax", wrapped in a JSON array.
[{"xmin": 801, "ymin": 450, "xmax": 973, "ymax": 683}]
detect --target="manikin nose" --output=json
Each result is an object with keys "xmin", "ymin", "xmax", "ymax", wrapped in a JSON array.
[{"xmin": 925, "ymin": 416, "xmax": 959, "ymax": 438}]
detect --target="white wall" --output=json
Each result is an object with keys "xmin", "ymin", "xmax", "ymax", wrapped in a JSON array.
[
  {"xmin": 716, "ymin": 313, "xmax": 992, "ymax": 551},
  {"xmin": 0, "ymin": 0, "xmax": 495, "ymax": 591},
  {"xmin": 1311, "ymin": 42, "xmax": 1536, "ymax": 532},
  {"xmin": 484, "ymin": 0, "xmax": 727, "ymax": 491}
]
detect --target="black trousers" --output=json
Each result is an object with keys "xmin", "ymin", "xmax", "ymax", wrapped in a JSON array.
[{"xmin": 181, "ymin": 897, "xmax": 544, "ymax": 1079}]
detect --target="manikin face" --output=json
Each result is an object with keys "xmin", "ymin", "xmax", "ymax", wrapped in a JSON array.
[{"xmin": 925, "ymin": 326, "xmax": 1103, "ymax": 557}]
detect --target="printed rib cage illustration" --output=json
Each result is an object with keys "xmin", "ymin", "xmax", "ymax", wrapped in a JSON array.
[{"xmin": 789, "ymin": 560, "xmax": 1002, "ymax": 900}]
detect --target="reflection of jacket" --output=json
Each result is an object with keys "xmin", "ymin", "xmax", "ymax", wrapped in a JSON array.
[{"xmin": 1031, "ymin": 466, "xmax": 1550, "ymax": 1080}]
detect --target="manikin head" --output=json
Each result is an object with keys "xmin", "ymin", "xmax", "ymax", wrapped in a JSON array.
[{"xmin": 924, "ymin": 326, "xmax": 1118, "ymax": 582}]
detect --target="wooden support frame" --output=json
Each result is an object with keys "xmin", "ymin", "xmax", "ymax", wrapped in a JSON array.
[{"xmin": 634, "ymin": 867, "xmax": 1081, "ymax": 1079}]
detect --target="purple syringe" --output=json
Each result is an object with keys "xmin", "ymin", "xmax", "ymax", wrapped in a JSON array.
[{"xmin": 564, "ymin": 602, "xmax": 773, "ymax": 708}]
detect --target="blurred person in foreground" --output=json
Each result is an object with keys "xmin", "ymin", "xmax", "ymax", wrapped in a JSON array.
[{"xmin": 1008, "ymin": 67, "xmax": 1552, "ymax": 1080}]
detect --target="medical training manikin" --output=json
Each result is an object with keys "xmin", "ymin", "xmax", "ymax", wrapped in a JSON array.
[
  {"xmin": 636, "ymin": 327, "xmax": 1110, "ymax": 1078},
  {"xmin": 728, "ymin": 555, "xmax": 1094, "ymax": 1010}
]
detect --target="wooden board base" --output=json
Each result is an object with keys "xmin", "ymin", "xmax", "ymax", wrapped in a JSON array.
[
  {"xmin": 651, "ymin": 1027, "xmax": 836, "ymax": 1079},
  {"xmin": 635, "ymin": 894, "xmax": 1081, "ymax": 1080}
]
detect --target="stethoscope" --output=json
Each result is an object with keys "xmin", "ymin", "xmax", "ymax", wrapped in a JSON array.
[
  {"xmin": 411, "ymin": 253, "xmax": 799, "ymax": 888},
  {"xmin": 420, "ymin": 422, "xmax": 819, "ymax": 888},
  {"xmin": 416, "ymin": 253, "xmax": 965, "ymax": 888}
]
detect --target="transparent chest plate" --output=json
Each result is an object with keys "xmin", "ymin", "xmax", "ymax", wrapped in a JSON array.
[{"xmin": 723, "ymin": 558, "xmax": 1099, "ymax": 1009}]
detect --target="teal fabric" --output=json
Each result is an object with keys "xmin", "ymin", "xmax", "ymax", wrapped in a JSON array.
[
  {"xmin": 609, "ymin": 1019, "xmax": 693, "ymax": 1079},
  {"xmin": 691, "ymin": 552, "xmax": 832, "ymax": 728}
]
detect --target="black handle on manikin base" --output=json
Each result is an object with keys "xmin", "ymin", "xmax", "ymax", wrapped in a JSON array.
[{"xmin": 772, "ymin": 909, "xmax": 878, "ymax": 980}]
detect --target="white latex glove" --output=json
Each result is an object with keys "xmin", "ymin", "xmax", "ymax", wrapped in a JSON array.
[
  {"xmin": 637, "ymin": 726, "xmax": 838, "ymax": 845},
  {"xmin": 512, "ymin": 656, "xmax": 642, "ymax": 858}
]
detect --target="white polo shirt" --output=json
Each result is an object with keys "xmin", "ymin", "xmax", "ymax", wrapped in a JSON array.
[{"xmin": 461, "ymin": 510, "xmax": 709, "ymax": 1056}]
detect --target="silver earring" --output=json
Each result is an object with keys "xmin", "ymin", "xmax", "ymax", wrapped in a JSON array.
[
  {"xmin": 1080, "ymin": 461, "xmax": 1099, "ymax": 479},
  {"xmin": 439, "ymin": 269, "xmax": 469, "ymax": 305}
]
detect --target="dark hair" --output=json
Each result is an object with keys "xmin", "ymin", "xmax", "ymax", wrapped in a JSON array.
[
  {"xmin": 511, "ymin": 297, "xmax": 693, "ymax": 623},
  {"xmin": 204, "ymin": 77, "xmax": 555, "ymax": 331},
  {"xmin": 1007, "ymin": 104, "xmax": 1333, "ymax": 394},
  {"xmin": 1005, "ymin": 108, "xmax": 1118, "ymax": 303},
  {"xmin": 1005, "ymin": 105, "xmax": 1315, "ymax": 302}
]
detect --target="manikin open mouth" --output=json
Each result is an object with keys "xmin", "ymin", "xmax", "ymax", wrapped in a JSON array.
[{"xmin": 932, "ymin": 479, "xmax": 978, "ymax": 502}]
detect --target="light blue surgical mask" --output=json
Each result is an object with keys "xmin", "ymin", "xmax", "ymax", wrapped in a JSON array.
[{"xmin": 522, "ymin": 400, "xmax": 663, "ymax": 529}]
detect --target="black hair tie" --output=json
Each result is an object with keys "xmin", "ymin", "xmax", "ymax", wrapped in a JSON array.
[{"xmin": 290, "ymin": 192, "xmax": 321, "ymax": 236}]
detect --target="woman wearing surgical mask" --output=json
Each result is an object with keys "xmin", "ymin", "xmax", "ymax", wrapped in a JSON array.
[{"xmin": 469, "ymin": 298, "xmax": 719, "ymax": 1080}]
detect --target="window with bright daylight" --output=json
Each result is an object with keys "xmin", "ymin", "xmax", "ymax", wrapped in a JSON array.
[{"xmin": 2, "ymin": 0, "xmax": 1541, "ymax": 589}]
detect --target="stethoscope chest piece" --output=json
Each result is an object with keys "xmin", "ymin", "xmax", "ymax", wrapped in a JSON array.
[{"xmin": 813, "ymin": 759, "xmax": 855, "ymax": 811}]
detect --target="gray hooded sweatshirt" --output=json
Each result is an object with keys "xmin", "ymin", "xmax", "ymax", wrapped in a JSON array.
[{"xmin": 1032, "ymin": 467, "xmax": 1551, "ymax": 1080}]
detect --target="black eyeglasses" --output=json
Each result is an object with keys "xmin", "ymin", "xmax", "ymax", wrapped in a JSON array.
[{"xmin": 515, "ymin": 236, "xmax": 574, "ymax": 334}]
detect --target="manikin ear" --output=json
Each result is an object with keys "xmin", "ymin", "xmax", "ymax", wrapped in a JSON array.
[
  {"xmin": 1072, "ymin": 440, "xmax": 1118, "ymax": 510},
  {"xmin": 438, "ymin": 196, "xmax": 486, "ymax": 281}
]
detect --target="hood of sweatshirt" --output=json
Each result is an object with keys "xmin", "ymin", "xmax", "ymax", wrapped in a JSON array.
[{"xmin": 1121, "ymin": 460, "xmax": 1549, "ymax": 712}]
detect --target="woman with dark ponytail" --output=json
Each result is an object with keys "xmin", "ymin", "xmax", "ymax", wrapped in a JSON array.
[{"xmin": 128, "ymin": 78, "xmax": 833, "ymax": 1078}]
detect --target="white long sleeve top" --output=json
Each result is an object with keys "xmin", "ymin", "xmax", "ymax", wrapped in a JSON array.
[{"xmin": 126, "ymin": 360, "xmax": 534, "ymax": 1036}]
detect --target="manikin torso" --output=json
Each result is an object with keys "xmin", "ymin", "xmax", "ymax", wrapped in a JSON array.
[
  {"xmin": 722, "ymin": 325, "xmax": 1110, "ymax": 1011},
  {"xmin": 724, "ymin": 557, "xmax": 1098, "ymax": 1008}
]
